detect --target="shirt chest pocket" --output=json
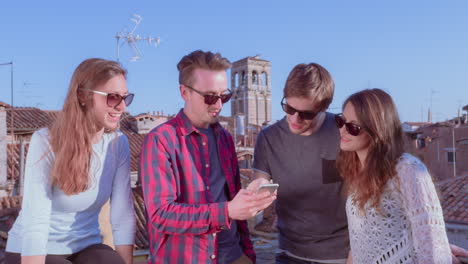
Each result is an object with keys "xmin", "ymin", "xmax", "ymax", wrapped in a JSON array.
[{"xmin": 321, "ymin": 158, "xmax": 342, "ymax": 184}]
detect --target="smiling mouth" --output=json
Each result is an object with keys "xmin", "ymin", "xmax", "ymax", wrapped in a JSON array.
[{"xmin": 108, "ymin": 113, "xmax": 121, "ymax": 121}]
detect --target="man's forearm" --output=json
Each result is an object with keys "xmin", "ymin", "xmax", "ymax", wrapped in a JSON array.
[
  {"xmin": 147, "ymin": 200, "xmax": 230, "ymax": 235},
  {"xmin": 22, "ymin": 255, "xmax": 46, "ymax": 264}
]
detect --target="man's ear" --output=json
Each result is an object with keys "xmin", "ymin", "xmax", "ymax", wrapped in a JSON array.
[{"xmin": 180, "ymin": 84, "xmax": 188, "ymax": 102}]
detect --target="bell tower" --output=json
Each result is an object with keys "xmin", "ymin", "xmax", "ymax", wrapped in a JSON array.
[{"xmin": 230, "ymin": 55, "xmax": 272, "ymax": 129}]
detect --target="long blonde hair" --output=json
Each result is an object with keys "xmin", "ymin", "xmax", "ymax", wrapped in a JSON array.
[{"xmin": 49, "ymin": 58, "xmax": 126, "ymax": 195}]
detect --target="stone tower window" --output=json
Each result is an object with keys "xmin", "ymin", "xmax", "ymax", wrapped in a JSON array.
[
  {"xmin": 234, "ymin": 72, "xmax": 239, "ymax": 88},
  {"xmin": 262, "ymin": 72, "xmax": 268, "ymax": 87},
  {"xmin": 252, "ymin": 71, "xmax": 259, "ymax": 85}
]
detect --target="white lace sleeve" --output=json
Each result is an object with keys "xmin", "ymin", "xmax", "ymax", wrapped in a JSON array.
[{"xmin": 397, "ymin": 155, "xmax": 451, "ymax": 263}]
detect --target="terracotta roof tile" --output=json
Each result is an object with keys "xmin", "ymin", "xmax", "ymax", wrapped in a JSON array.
[
  {"xmin": 6, "ymin": 107, "xmax": 59, "ymax": 132},
  {"xmin": 7, "ymin": 143, "xmax": 29, "ymax": 180},
  {"xmin": 0, "ymin": 196, "xmax": 22, "ymax": 210},
  {"xmin": 132, "ymin": 187, "xmax": 149, "ymax": 250},
  {"xmin": 0, "ymin": 101, "xmax": 10, "ymax": 108},
  {"xmin": 126, "ymin": 133, "xmax": 146, "ymax": 172},
  {"xmin": 438, "ymin": 176, "xmax": 468, "ymax": 224}
]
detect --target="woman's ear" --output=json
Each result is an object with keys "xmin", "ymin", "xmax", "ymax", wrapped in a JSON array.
[{"xmin": 77, "ymin": 88, "xmax": 86, "ymax": 106}]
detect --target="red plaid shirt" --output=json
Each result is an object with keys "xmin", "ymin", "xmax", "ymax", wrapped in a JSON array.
[{"xmin": 139, "ymin": 110, "xmax": 255, "ymax": 264}]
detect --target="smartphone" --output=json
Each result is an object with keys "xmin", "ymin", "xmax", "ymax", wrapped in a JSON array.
[{"xmin": 257, "ymin": 183, "xmax": 279, "ymax": 194}]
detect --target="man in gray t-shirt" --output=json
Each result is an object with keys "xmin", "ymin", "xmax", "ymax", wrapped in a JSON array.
[{"xmin": 248, "ymin": 63, "xmax": 349, "ymax": 264}]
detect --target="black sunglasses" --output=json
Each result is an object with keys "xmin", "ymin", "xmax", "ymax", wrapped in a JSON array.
[
  {"xmin": 184, "ymin": 85, "xmax": 232, "ymax": 105},
  {"xmin": 335, "ymin": 114, "xmax": 363, "ymax": 136},
  {"xmin": 280, "ymin": 97, "xmax": 319, "ymax": 120},
  {"xmin": 89, "ymin": 90, "xmax": 135, "ymax": 107}
]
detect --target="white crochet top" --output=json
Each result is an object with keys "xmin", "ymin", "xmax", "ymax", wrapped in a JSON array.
[{"xmin": 346, "ymin": 153, "xmax": 451, "ymax": 264}]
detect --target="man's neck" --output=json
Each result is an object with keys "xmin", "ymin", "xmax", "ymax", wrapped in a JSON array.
[{"xmin": 183, "ymin": 108, "xmax": 209, "ymax": 129}]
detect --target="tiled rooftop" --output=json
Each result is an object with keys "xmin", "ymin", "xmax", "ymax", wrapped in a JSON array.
[
  {"xmin": 132, "ymin": 187, "xmax": 149, "ymax": 250},
  {"xmin": 6, "ymin": 107, "xmax": 59, "ymax": 132},
  {"xmin": 438, "ymin": 176, "xmax": 468, "ymax": 224},
  {"xmin": 7, "ymin": 143, "xmax": 29, "ymax": 180}
]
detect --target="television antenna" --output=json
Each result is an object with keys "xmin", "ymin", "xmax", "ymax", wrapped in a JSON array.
[{"xmin": 115, "ymin": 14, "xmax": 161, "ymax": 62}]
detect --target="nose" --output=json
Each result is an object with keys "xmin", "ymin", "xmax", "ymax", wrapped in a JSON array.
[
  {"xmin": 290, "ymin": 112, "xmax": 302, "ymax": 122},
  {"xmin": 114, "ymin": 99, "xmax": 126, "ymax": 111},
  {"xmin": 214, "ymin": 97, "xmax": 223, "ymax": 109}
]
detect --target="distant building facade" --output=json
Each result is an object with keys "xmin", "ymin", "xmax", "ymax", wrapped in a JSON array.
[
  {"xmin": 130, "ymin": 111, "xmax": 170, "ymax": 134},
  {"xmin": 403, "ymin": 121, "xmax": 468, "ymax": 181}
]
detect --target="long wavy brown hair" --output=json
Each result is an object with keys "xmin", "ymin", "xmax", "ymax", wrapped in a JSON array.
[
  {"xmin": 336, "ymin": 89, "xmax": 404, "ymax": 211},
  {"xmin": 49, "ymin": 58, "xmax": 126, "ymax": 195}
]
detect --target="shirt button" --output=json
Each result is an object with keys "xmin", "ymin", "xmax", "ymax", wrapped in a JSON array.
[
  {"xmin": 210, "ymin": 254, "xmax": 216, "ymax": 259},
  {"xmin": 205, "ymin": 164, "xmax": 210, "ymax": 168},
  {"xmin": 202, "ymin": 142, "xmax": 206, "ymax": 146},
  {"xmin": 213, "ymin": 233, "xmax": 217, "ymax": 237},
  {"xmin": 206, "ymin": 186, "xmax": 210, "ymax": 190}
]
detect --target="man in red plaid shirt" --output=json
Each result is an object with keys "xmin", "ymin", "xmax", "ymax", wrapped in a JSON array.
[{"xmin": 140, "ymin": 50, "xmax": 276, "ymax": 264}]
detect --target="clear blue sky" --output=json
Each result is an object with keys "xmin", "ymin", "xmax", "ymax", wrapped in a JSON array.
[{"xmin": 1, "ymin": 0, "xmax": 467, "ymax": 122}]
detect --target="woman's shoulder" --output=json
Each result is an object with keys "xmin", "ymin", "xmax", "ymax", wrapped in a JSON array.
[
  {"xmin": 30, "ymin": 127, "xmax": 51, "ymax": 146},
  {"xmin": 397, "ymin": 153, "xmax": 426, "ymax": 169},
  {"xmin": 34, "ymin": 127, "xmax": 50, "ymax": 138},
  {"xmin": 105, "ymin": 129, "xmax": 130, "ymax": 152},
  {"xmin": 106, "ymin": 129, "xmax": 128, "ymax": 142},
  {"xmin": 396, "ymin": 153, "xmax": 430, "ymax": 180}
]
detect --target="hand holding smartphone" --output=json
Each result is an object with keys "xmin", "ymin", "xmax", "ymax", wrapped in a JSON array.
[{"xmin": 257, "ymin": 183, "xmax": 279, "ymax": 194}]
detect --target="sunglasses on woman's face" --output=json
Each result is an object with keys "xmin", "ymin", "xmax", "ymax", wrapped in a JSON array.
[
  {"xmin": 184, "ymin": 85, "xmax": 233, "ymax": 105},
  {"xmin": 89, "ymin": 90, "xmax": 135, "ymax": 107},
  {"xmin": 335, "ymin": 114, "xmax": 363, "ymax": 136},
  {"xmin": 280, "ymin": 97, "xmax": 319, "ymax": 120}
]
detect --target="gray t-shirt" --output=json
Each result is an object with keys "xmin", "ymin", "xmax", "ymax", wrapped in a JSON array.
[
  {"xmin": 198, "ymin": 126, "xmax": 242, "ymax": 264},
  {"xmin": 253, "ymin": 113, "xmax": 349, "ymax": 261}
]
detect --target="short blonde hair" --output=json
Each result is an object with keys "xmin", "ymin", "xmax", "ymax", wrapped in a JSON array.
[
  {"xmin": 177, "ymin": 50, "xmax": 231, "ymax": 86},
  {"xmin": 283, "ymin": 63, "xmax": 334, "ymax": 111}
]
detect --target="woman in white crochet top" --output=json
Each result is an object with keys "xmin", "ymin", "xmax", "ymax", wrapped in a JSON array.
[{"xmin": 335, "ymin": 89, "xmax": 452, "ymax": 264}]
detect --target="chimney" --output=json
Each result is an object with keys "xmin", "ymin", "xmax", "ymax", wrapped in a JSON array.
[{"xmin": 0, "ymin": 106, "xmax": 7, "ymax": 195}]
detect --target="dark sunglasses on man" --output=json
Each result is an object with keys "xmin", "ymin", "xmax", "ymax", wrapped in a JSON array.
[
  {"xmin": 88, "ymin": 90, "xmax": 135, "ymax": 107},
  {"xmin": 334, "ymin": 114, "xmax": 363, "ymax": 136},
  {"xmin": 280, "ymin": 97, "xmax": 319, "ymax": 120},
  {"xmin": 184, "ymin": 85, "xmax": 233, "ymax": 105}
]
